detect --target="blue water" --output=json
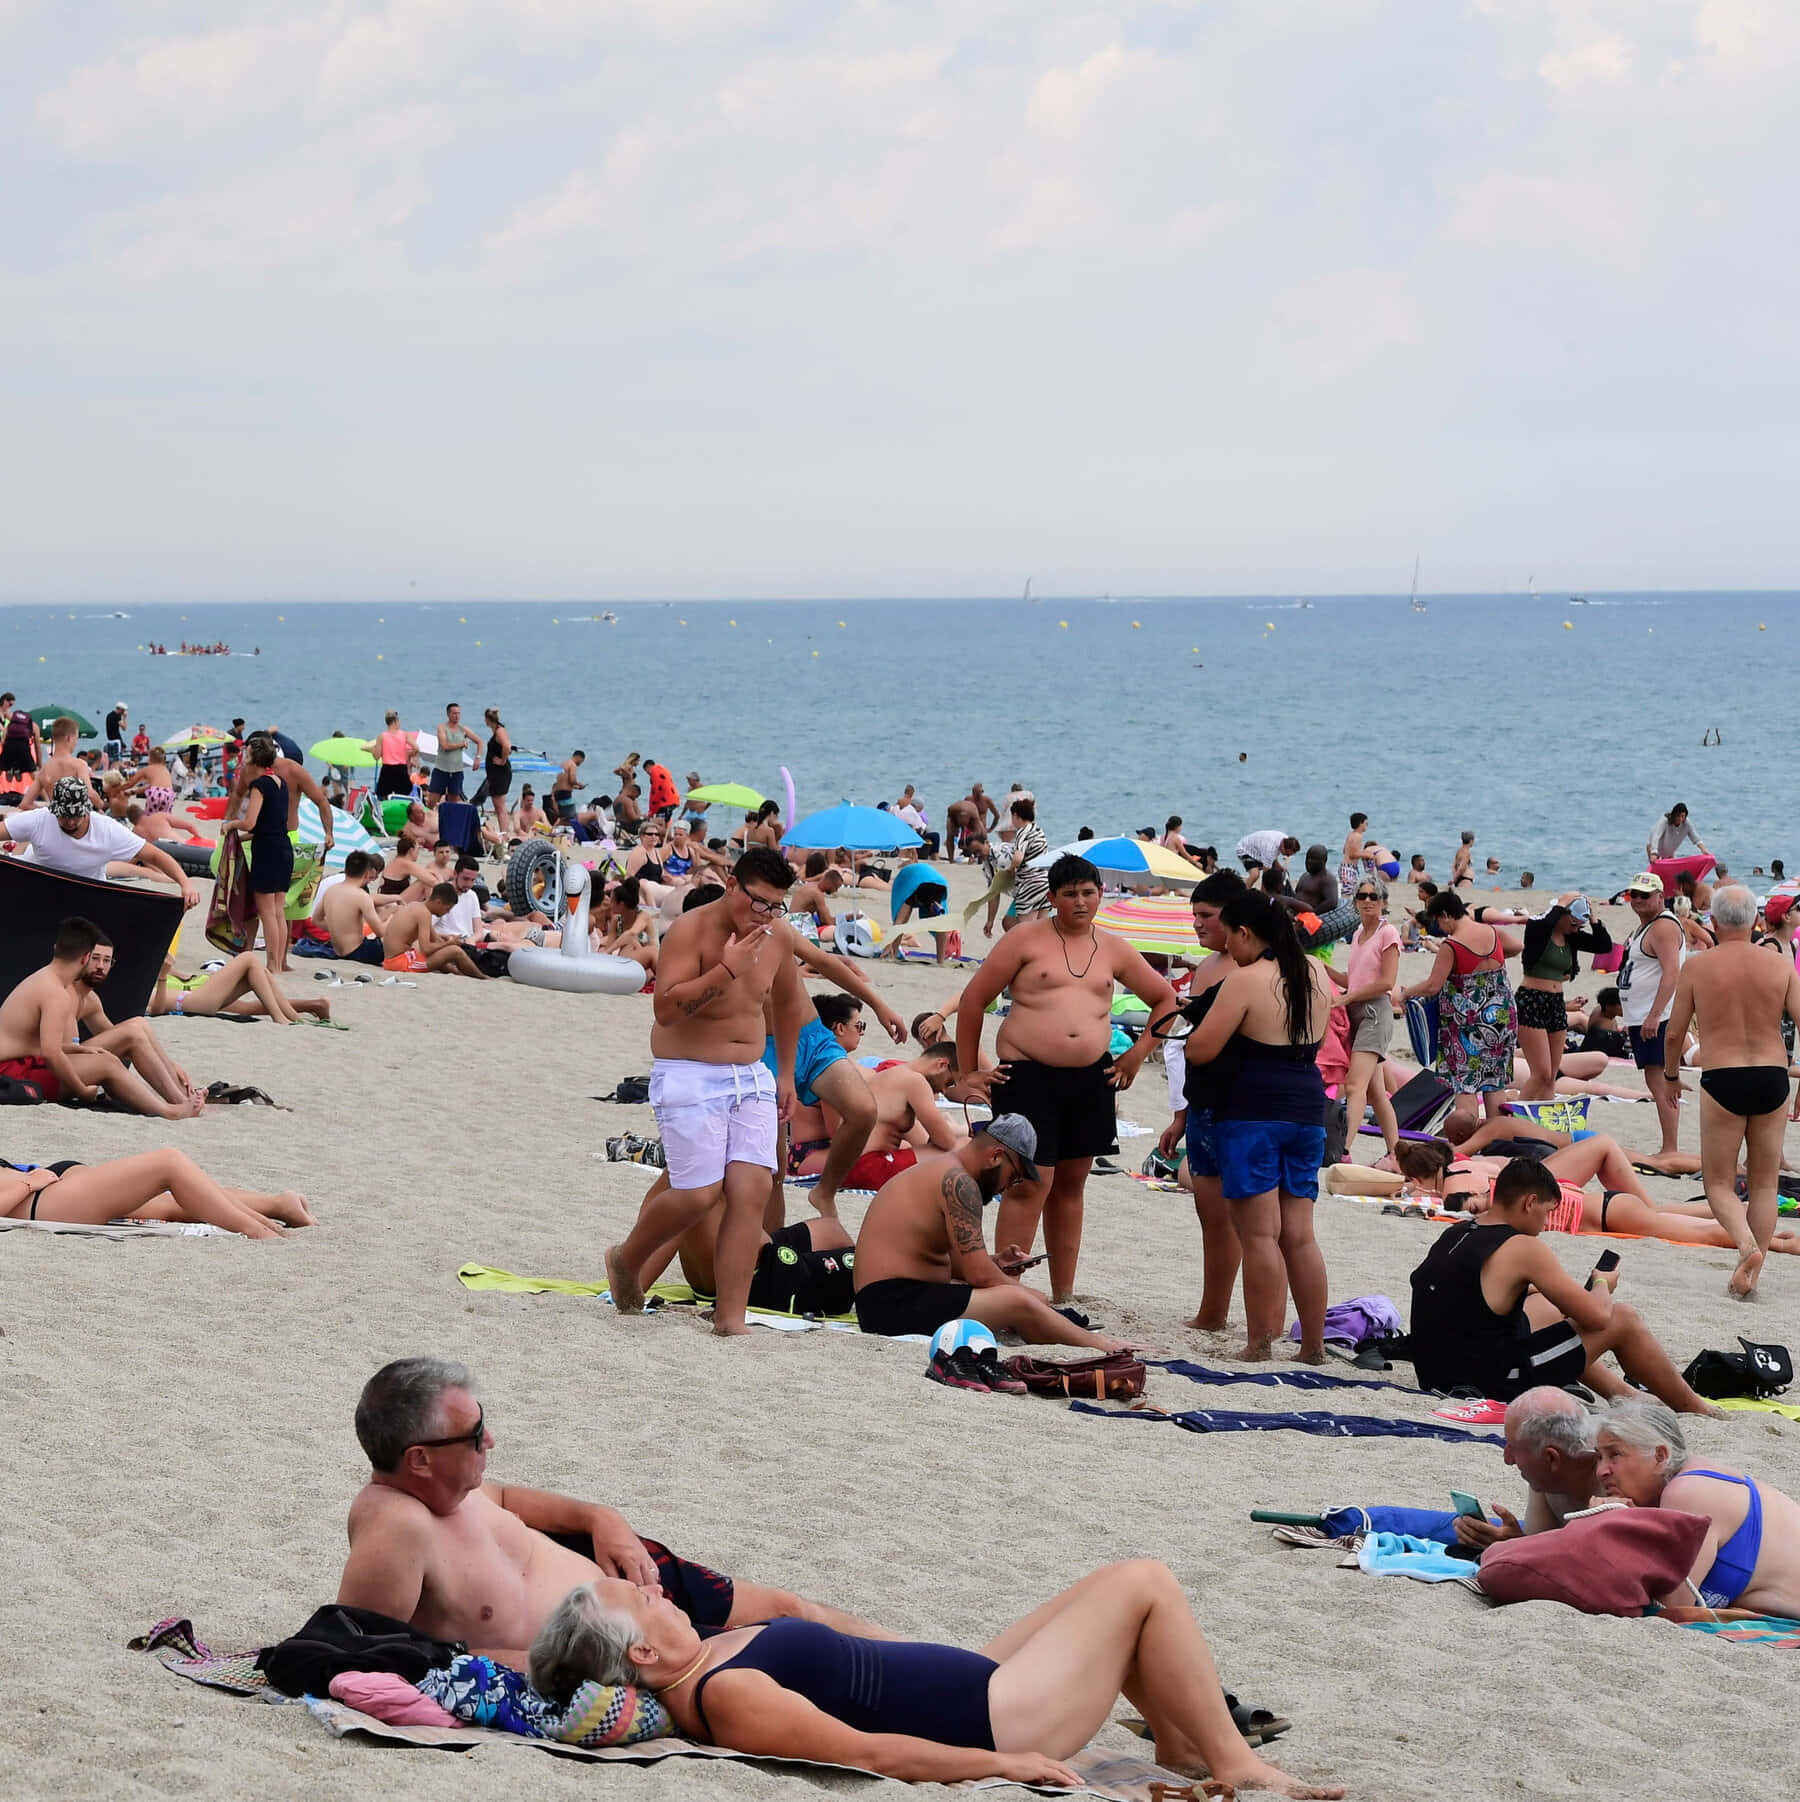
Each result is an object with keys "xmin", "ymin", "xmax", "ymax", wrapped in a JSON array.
[{"xmin": 3, "ymin": 593, "xmax": 1792, "ymax": 889}]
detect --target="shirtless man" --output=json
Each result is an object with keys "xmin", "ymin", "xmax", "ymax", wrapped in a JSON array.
[
  {"xmin": 1450, "ymin": 1388, "xmax": 1599, "ymax": 1550},
  {"xmin": 606, "ymin": 846, "xmax": 806, "ymax": 1334},
  {"xmin": 337, "ymin": 1358, "xmax": 887, "ymax": 1666},
  {"xmin": 956, "ymin": 854, "xmax": 1178, "ymax": 1303},
  {"xmin": 790, "ymin": 854, "xmax": 844, "ymax": 933},
  {"xmin": 852, "ymin": 1119, "xmax": 1132, "ymax": 1349},
  {"xmin": 822, "ymin": 1042, "xmax": 963, "ymax": 1192},
  {"xmin": 551, "ymin": 750, "xmax": 585, "ymax": 826},
  {"xmin": 945, "ymin": 783, "xmax": 998, "ymax": 861},
  {"xmin": 224, "ymin": 731, "xmax": 333, "ymax": 852},
  {"xmin": 24, "ymin": 716, "xmax": 103, "ymax": 808},
  {"xmin": 0, "ymin": 918, "xmax": 203, "ymax": 1117},
  {"xmin": 1663, "ymin": 885, "xmax": 1800, "ymax": 1297},
  {"xmin": 1451, "ymin": 830, "xmax": 1475, "ymax": 887},
  {"xmin": 381, "ymin": 884, "xmax": 489, "ymax": 978},
  {"xmin": 320, "ymin": 851, "xmax": 400, "ymax": 965}
]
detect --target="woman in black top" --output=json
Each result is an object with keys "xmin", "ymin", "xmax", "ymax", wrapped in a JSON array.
[
  {"xmin": 229, "ymin": 736, "xmax": 294, "ymax": 973},
  {"xmin": 477, "ymin": 707, "xmax": 513, "ymax": 837}
]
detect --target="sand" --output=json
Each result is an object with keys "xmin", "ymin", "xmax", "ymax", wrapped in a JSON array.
[{"xmin": 4, "ymin": 871, "xmax": 1798, "ymax": 1802}]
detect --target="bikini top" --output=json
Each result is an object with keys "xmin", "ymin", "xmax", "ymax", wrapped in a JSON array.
[
  {"xmin": 1448, "ymin": 926, "xmax": 1503, "ymax": 977},
  {"xmin": 1687, "ymin": 1470, "xmax": 1763, "ymax": 1608}
]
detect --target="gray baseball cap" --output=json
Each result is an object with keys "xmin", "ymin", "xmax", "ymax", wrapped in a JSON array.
[{"xmin": 977, "ymin": 1114, "xmax": 1040, "ymax": 1183}]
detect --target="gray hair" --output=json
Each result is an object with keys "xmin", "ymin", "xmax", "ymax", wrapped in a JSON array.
[
  {"xmin": 1506, "ymin": 1387, "xmax": 1594, "ymax": 1458},
  {"xmin": 354, "ymin": 1357, "xmax": 474, "ymax": 1472},
  {"xmin": 530, "ymin": 1583, "xmax": 640, "ymax": 1703},
  {"xmin": 1597, "ymin": 1397, "xmax": 1688, "ymax": 1474},
  {"xmin": 1711, "ymin": 885, "xmax": 1757, "ymax": 932},
  {"xmin": 1354, "ymin": 872, "xmax": 1389, "ymax": 902}
]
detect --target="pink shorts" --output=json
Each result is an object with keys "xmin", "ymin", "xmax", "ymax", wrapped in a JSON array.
[{"xmin": 650, "ymin": 1058, "xmax": 778, "ymax": 1189}]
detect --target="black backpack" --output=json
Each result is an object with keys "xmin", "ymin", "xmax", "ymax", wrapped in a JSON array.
[
  {"xmin": 257, "ymin": 1604, "xmax": 463, "ymax": 1697},
  {"xmin": 1682, "ymin": 1336, "xmax": 1792, "ymax": 1401}
]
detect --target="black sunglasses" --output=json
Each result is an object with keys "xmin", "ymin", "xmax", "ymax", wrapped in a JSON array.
[{"xmin": 412, "ymin": 1405, "xmax": 485, "ymax": 1453}]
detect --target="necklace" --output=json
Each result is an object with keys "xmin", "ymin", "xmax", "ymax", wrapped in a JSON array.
[
  {"xmin": 1058, "ymin": 923, "xmax": 1099, "ymax": 980},
  {"xmin": 654, "ymin": 1646, "xmax": 712, "ymax": 1697}
]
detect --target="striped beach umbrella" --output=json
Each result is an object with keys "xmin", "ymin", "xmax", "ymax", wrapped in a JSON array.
[
  {"xmin": 1028, "ymin": 836, "xmax": 1201, "ymax": 887},
  {"xmin": 295, "ymin": 797, "xmax": 381, "ymax": 873},
  {"xmin": 1095, "ymin": 894, "xmax": 1203, "ymax": 956}
]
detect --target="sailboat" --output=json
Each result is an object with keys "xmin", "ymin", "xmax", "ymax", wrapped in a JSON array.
[
  {"xmin": 1024, "ymin": 576, "xmax": 1036, "ymax": 603},
  {"xmin": 1409, "ymin": 556, "xmax": 1426, "ymax": 613}
]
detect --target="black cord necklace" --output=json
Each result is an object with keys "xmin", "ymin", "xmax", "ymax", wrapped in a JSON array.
[{"xmin": 1058, "ymin": 923, "xmax": 1100, "ymax": 979}]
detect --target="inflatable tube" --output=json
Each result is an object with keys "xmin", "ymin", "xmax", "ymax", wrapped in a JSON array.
[
  {"xmin": 503, "ymin": 858, "xmax": 646, "ymax": 995},
  {"xmin": 780, "ymin": 766, "xmax": 796, "ymax": 831},
  {"xmin": 167, "ymin": 840, "xmax": 216, "ymax": 876},
  {"xmin": 1651, "ymin": 854, "xmax": 1715, "ymax": 896},
  {"xmin": 0, "ymin": 856, "xmax": 182, "ymax": 1021}
]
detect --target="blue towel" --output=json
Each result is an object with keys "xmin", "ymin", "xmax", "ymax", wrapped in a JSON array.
[
  {"xmin": 1070, "ymin": 1403, "xmax": 1502, "ymax": 1446},
  {"xmin": 1356, "ymin": 1532, "xmax": 1476, "ymax": 1583},
  {"xmin": 1325, "ymin": 1505, "xmax": 1474, "ymax": 1541},
  {"xmin": 1150, "ymin": 1358, "xmax": 1420, "ymax": 1396}
]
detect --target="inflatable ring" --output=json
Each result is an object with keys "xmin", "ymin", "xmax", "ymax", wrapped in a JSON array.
[{"xmin": 503, "ymin": 857, "xmax": 646, "ymax": 995}]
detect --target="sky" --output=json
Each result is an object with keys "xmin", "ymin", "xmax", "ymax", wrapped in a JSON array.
[{"xmin": 2, "ymin": 0, "xmax": 1796, "ymax": 602}]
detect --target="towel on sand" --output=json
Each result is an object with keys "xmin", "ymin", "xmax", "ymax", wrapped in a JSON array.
[
  {"xmin": 1071, "ymin": 1402, "xmax": 1503, "ymax": 1446},
  {"xmin": 1356, "ymin": 1532, "xmax": 1481, "ymax": 1584}
]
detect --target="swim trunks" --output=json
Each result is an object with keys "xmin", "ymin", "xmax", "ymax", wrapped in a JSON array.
[
  {"xmin": 650, "ymin": 1057, "xmax": 778, "ymax": 1188},
  {"xmin": 383, "ymin": 949, "xmax": 428, "ymax": 973},
  {"xmin": 1213, "ymin": 1118, "xmax": 1327, "ymax": 1201},
  {"xmin": 994, "ymin": 1054, "xmax": 1117, "ymax": 1165},
  {"xmin": 844, "ymin": 1147, "xmax": 916, "ymax": 1192},
  {"xmin": 762, "ymin": 1017, "xmax": 848, "ymax": 1107},
  {"xmin": 1699, "ymin": 1066, "xmax": 1790, "ymax": 1117},
  {"xmin": 0, "ymin": 1056, "xmax": 59, "ymax": 1102},
  {"xmin": 1627, "ymin": 1022, "xmax": 1667, "ymax": 1071},
  {"xmin": 344, "ymin": 937, "xmax": 385, "ymax": 965},
  {"xmin": 427, "ymin": 767, "xmax": 465, "ymax": 799},
  {"xmin": 639, "ymin": 1536, "xmax": 736, "ymax": 1635},
  {"xmin": 854, "ymin": 1275, "xmax": 974, "ymax": 1338},
  {"xmin": 691, "ymin": 1221, "xmax": 857, "ymax": 1318}
]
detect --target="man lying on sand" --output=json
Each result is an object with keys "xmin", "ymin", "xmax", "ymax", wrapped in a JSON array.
[
  {"xmin": 852, "ymin": 1119, "xmax": 1134, "ymax": 1351},
  {"xmin": 1409, "ymin": 1157, "xmax": 1722, "ymax": 1416},
  {"xmin": 0, "ymin": 918, "xmax": 205, "ymax": 1116},
  {"xmin": 1449, "ymin": 1388, "xmax": 1599, "ymax": 1548},
  {"xmin": 337, "ymin": 1359, "xmax": 888, "ymax": 1663},
  {"xmin": 1, "ymin": 1147, "xmax": 310, "ymax": 1237}
]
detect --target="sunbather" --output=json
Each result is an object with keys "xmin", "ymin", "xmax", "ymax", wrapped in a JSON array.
[
  {"xmin": 1, "ymin": 1148, "xmax": 310, "ymax": 1238},
  {"xmin": 528, "ymin": 1561, "xmax": 1342, "ymax": 1798},
  {"xmin": 150, "ymin": 952, "xmax": 332, "ymax": 1024}
]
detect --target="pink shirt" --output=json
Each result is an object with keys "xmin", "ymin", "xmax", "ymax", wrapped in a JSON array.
[{"xmin": 1346, "ymin": 919, "xmax": 1400, "ymax": 995}]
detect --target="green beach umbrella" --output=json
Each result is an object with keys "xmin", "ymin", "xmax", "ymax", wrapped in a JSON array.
[
  {"xmin": 311, "ymin": 735, "xmax": 379, "ymax": 768},
  {"xmin": 685, "ymin": 782, "xmax": 767, "ymax": 809},
  {"xmin": 28, "ymin": 704, "xmax": 96, "ymax": 737}
]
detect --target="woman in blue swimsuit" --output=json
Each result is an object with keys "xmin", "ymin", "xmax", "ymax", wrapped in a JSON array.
[
  {"xmin": 531, "ymin": 1565, "xmax": 1341, "ymax": 1797},
  {"xmin": 1595, "ymin": 1398, "xmax": 1800, "ymax": 1619}
]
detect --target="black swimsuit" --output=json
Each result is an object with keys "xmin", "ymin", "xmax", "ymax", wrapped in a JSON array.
[{"xmin": 1699, "ymin": 1067, "xmax": 1791, "ymax": 1118}]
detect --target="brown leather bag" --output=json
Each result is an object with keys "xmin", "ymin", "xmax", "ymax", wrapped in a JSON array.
[{"xmin": 1003, "ymin": 1352, "xmax": 1147, "ymax": 1401}]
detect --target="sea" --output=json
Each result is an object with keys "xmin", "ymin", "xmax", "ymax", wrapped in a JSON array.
[{"xmin": 4, "ymin": 592, "xmax": 1792, "ymax": 893}]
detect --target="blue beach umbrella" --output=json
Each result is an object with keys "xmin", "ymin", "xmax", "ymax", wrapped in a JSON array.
[{"xmin": 783, "ymin": 804, "xmax": 923, "ymax": 853}]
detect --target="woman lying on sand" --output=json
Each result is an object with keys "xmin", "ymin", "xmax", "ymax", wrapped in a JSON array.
[
  {"xmin": 150, "ymin": 952, "xmax": 333, "ymax": 1024},
  {"xmin": 531, "ymin": 1561, "xmax": 1343, "ymax": 1798},
  {"xmin": 0, "ymin": 1148, "xmax": 312, "ymax": 1239}
]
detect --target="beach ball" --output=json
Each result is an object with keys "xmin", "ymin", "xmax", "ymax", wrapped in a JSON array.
[
  {"xmin": 729, "ymin": 619, "xmax": 737, "ymax": 626},
  {"xmin": 811, "ymin": 650, "xmax": 819, "ymax": 657},
  {"xmin": 1058, "ymin": 619, "xmax": 1068, "ymax": 628},
  {"xmin": 1760, "ymin": 623, "xmax": 1767, "ymax": 631},
  {"xmin": 928, "ymin": 1319, "xmax": 998, "ymax": 1366},
  {"xmin": 838, "ymin": 620, "xmax": 846, "ymax": 628},
  {"xmin": 1563, "ymin": 620, "xmax": 1573, "ymax": 629}
]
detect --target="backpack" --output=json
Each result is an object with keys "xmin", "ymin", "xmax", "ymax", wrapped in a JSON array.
[
  {"xmin": 258, "ymin": 1604, "xmax": 463, "ymax": 1697},
  {"xmin": 1682, "ymin": 1336, "xmax": 1792, "ymax": 1401}
]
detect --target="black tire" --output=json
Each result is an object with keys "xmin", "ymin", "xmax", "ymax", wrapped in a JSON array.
[
  {"xmin": 167, "ymin": 841, "xmax": 216, "ymax": 876},
  {"xmin": 503, "ymin": 839, "xmax": 562, "ymax": 916}
]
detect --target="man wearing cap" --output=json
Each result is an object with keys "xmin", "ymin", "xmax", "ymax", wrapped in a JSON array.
[
  {"xmin": 851, "ymin": 1117, "xmax": 1135, "ymax": 1349},
  {"xmin": 4, "ymin": 777, "xmax": 198, "ymax": 907},
  {"xmin": 1663, "ymin": 885, "xmax": 1800, "ymax": 1299},
  {"xmin": 104, "ymin": 702, "xmax": 129, "ymax": 764},
  {"xmin": 1616, "ymin": 870, "xmax": 1689, "ymax": 1173}
]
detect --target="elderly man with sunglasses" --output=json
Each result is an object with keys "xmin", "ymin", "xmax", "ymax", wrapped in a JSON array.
[{"xmin": 338, "ymin": 1358, "xmax": 889, "ymax": 1667}]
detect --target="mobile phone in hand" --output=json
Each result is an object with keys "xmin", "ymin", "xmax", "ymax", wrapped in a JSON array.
[
  {"xmin": 1450, "ymin": 1491, "xmax": 1484, "ymax": 1519},
  {"xmin": 1585, "ymin": 1248, "xmax": 1622, "ymax": 1290}
]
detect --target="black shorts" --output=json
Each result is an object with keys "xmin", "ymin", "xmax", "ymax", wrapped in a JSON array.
[
  {"xmin": 344, "ymin": 937, "xmax": 384, "ymax": 966},
  {"xmin": 485, "ymin": 764, "xmax": 512, "ymax": 798},
  {"xmin": 996, "ymin": 1054, "xmax": 1117, "ymax": 1165},
  {"xmin": 1627, "ymin": 1023, "xmax": 1667, "ymax": 1070},
  {"xmin": 1425, "ymin": 1321, "xmax": 1586, "ymax": 1402},
  {"xmin": 692, "ymin": 1221, "xmax": 857, "ymax": 1318},
  {"xmin": 855, "ymin": 1275, "xmax": 973, "ymax": 1337},
  {"xmin": 1515, "ymin": 987, "xmax": 1568, "ymax": 1034},
  {"xmin": 545, "ymin": 1529, "xmax": 735, "ymax": 1635},
  {"xmin": 2, "ymin": 741, "xmax": 37, "ymax": 775},
  {"xmin": 375, "ymin": 765, "xmax": 412, "ymax": 798}
]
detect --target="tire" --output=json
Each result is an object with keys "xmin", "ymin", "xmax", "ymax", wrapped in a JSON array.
[{"xmin": 503, "ymin": 839, "xmax": 563, "ymax": 917}]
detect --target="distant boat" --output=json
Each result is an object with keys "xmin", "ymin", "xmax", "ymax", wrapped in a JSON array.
[
  {"xmin": 1528, "ymin": 574, "xmax": 1538, "ymax": 600},
  {"xmin": 601, "ymin": 610, "xmax": 618, "ymax": 623},
  {"xmin": 1569, "ymin": 595, "xmax": 1589, "ymax": 605},
  {"xmin": 1409, "ymin": 556, "xmax": 1426, "ymax": 613},
  {"xmin": 1023, "ymin": 576, "xmax": 1035, "ymax": 603}
]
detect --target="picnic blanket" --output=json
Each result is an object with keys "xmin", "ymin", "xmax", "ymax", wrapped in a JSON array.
[{"xmin": 1070, "ymin": 1402, "xmax": 1503, "ymax": 1446}]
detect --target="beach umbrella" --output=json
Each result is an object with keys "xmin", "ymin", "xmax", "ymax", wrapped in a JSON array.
[
  {"xmin": 162, "ymin": 726, "xmax": 227, "ymax": 750},
  {"xmin": 1095, "ymin": 894, "xmax": 1203, "ymax": 955},
  {"xmin": 686, "ymin": 782, "xmax": 767, "ymax": 809},
  {"xmin": 295, "ymin": 797, "xmax": 380, "ymax": 873},
  {"xmin": 310, "ymin": 736, "xmax": 379, "ymax": 768},
  {"xmin": 783, "ymin": 804, "xmax": 923, "ymax": 852},
  {"xmin": 1029, "ymin": 835, "xmax": 1201, "ymax": 887},
  {"xmin": 27, "ymin": 703, "xmax": 96, "ymax": 737}
]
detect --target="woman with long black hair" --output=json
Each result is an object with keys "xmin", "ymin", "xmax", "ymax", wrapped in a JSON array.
[{"xmin": 1182, "ymin": 890, "xmax": 1334, "ymax": 1360}]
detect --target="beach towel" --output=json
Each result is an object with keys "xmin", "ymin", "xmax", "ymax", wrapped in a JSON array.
[
  {"xmin": 1718, "ymin": 1396, "xmax": 1800, "ymax": 1423},
  {"xmin": 1149, "ymin": 1358, "xmax": 1419, "ymax": 1397},
  {"xmin": 0, "ymin": 1216, "xmax": 235, "ymax": 1239},
  {"xmin": 1676, "ymin": 1614, "xmax": 1800, "ymax": 1648},
  {"xmin": 205, "ymin": 832, "xmax": 254, "ymax": 955},
  {"xmin": 1070, "ymin": 1402, "xmax": 1503, "ymax": 1446},
  {"xmin": 416, "ymin": 1653, "xmax": 669, "ymax": 1747},
  {"xmin": 1356, "ymin": 1532, "xmax": 1481, "ymax": 1584},
  {"xmin": 128, "ymin": 1618, "xmax": 277, "ymax": 1697},
  {"xmin": 1324, "ymin": 1505, "xmax": 1480, "ymax": 1541},
  {"xmin": 454, "ymin": 1264, "xmax": 858, "ymax": 1328}
]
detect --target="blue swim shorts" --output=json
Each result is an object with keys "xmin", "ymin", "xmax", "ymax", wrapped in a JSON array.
[
  {"xmin": 763, "ymin": 1017, "xmax": 848, "ymax": 1107},
  {"xmin": 1213, "ymin": 1118, "xmax": 1327, "ymax": 1202},
  {"xmin": 1184, "ymin": 1107, "xmax": 1220, "ymax": 1181}
]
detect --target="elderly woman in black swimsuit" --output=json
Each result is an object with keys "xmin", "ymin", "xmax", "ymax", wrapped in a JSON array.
[
  {"xmin": 532, "ymin": 1563, "xmax": 1341, "ymax": 1797},
  {"xmin": 2, "ymin": 1149, "xmax": 312, "ymax": 1239}
]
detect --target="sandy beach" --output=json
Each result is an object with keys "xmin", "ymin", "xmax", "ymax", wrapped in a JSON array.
[{"xmin": 5, "ymin": 871, "xmax": 1798, "ymax": 1802}]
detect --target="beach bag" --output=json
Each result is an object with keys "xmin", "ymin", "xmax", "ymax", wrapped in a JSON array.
[
  {"xmin": 204, "ymin": 833, "xmax": 253, "ymax": 955},
  {"xmin": 259, "ymin": 1604, "xmax": 462, "ymax": 1697},
  {"xmin": 605, "ymin": 1132, "xmax": 665, "ymax": 1169},
  {"xmin": 1003, "ymin": 1352, "xmax": 1147, "ymax": 1401},
  {"xmin": 1683, "ymin": 1337, "xmax": 1792, "ymax": 1401}
]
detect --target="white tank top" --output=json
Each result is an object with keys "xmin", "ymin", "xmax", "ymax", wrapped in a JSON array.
[{"xmin": 1618, "ymin": 911, "xmax": 1684, "ymax": 1028}]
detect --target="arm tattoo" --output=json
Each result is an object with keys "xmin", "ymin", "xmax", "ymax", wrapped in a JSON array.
[
  {"xmin": 681, "ymin": 984, "xmax": 724, "ymax": 1017},
  {"xmin": 941, "ymin": 1168, "xmax": 986, "ymax": 1256}
]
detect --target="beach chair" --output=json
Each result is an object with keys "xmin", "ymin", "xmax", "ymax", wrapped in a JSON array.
[
  {"xmin": 436, "ymin": 801, "xmax": 480, "ymax": 855},
  {"xmin": 1359, "ymin": 1067, "xmax": 1455, "ymax": 1142}
]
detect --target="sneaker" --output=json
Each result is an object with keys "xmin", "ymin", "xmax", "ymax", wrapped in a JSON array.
[
  {"xmin": 973, "ymin": 1348, "xmax": 1027, "ymax": 1394},
  {"xmin": 925, "ymin": 1348, "xmax": 990, "ymax": 1392}
]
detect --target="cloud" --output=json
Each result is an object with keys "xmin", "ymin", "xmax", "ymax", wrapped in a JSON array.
[{"xmin": 1538, "ymin": 30, "xmax": 1632, "ymax": 90}]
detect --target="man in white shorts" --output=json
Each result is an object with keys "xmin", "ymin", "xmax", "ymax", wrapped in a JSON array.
[{"xmin": 606, "ymin": 847, "xmax": 806, "ymax": 1335}]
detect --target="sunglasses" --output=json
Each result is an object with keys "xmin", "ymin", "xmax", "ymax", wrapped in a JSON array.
[
  {"xmin": 412, "ymin": 1406, "xmax": 486, "ymax": 1454},
  {"xmin": 1355, "ymin": 891, "xmax": 1380, "ymax": 901}
]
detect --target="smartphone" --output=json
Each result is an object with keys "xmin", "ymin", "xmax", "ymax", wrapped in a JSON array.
[
  {"xmin": 1450, "ymin": 1491, "xmax": 1484, "ymax": 1519},
  {"xmin": 1585, "ymin": 1248, "xmax": 1622, "ymax": 1290}
]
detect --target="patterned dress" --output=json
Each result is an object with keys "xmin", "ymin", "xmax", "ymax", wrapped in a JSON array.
[{"xmin": 1438, "ymin": 928, "xmax": 1517, "ymax": 1094}]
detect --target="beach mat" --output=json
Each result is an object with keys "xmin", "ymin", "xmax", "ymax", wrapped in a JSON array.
[
  {"xmin": 0, "ymin": 1216, "xmax": 236, "ymax": 1240},
  {"xmin": 455, "ymin": 1264, "xmax": 858, "ymax": 1329}
]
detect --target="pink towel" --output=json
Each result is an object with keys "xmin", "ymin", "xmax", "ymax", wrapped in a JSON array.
[{"xmin": 327, "ymin": 1670, "xmax": 459, "ymax": 1726}]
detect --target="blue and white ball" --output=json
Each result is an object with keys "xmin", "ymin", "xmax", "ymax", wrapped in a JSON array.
[{"xmin": 928, "ymin": 1318, "xmax": 997, "ymax": 1364}]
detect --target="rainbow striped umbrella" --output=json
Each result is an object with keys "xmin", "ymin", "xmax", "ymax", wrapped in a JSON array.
[{"xmin": 1095, "ymin": 894, "xmax": 1204, "ymax": 955}]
